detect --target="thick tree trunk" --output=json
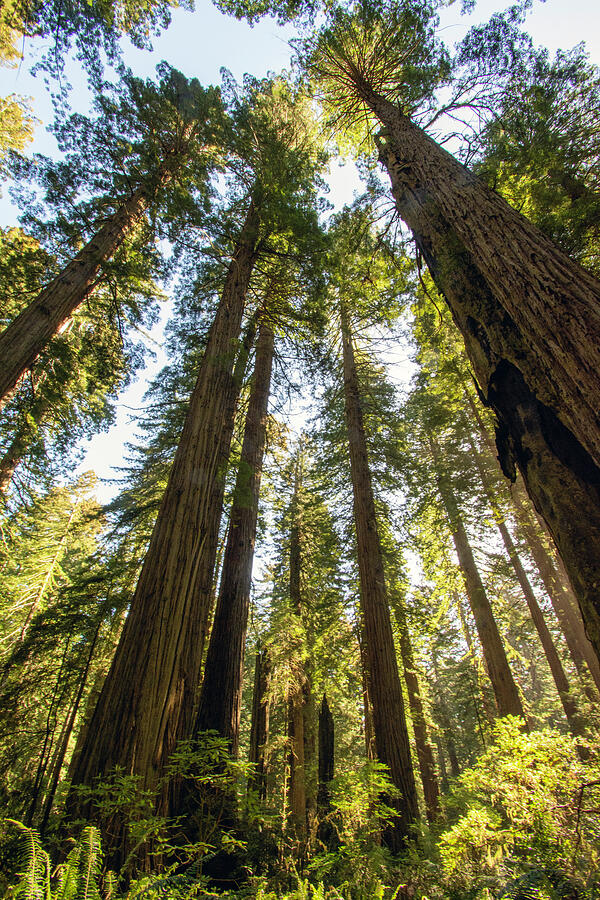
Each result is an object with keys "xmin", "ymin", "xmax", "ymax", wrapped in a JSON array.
[
  {"xmin": 389, "ymin": 594, "xmax": 440, "ymax": 821},
  {"xmin": 194, "ymin": 320, "xmax": 274, "ymax": 755},
  {"xmin": 341, "ymin": 304, "xmax": 419, "ymax": 849},
  {"xmin": 248, "ymin": 646, "xmax": 270, "ymax": 801},
  {"xmin": 431, "ymin": 446, "xmax": 525, "ymax": 720},
  {"xmin": 67, "ymin": 200, "xmax": 261, "ymax": 852},
  {"xmin": 466, "ymin": 390, "xmax": 600, "ymax": 694},
  {"xmin": 0, "ymin": 189, "xmax": 150, "ymax": 403},
  {"xmin": 470, "ymin": 437, "xmax": 585, "ymax": 734},
  {"xmin": 369, "ymin": 91, "xmax": 600, "ymax": 658}
]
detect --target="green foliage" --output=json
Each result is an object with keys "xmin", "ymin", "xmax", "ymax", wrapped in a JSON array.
[{"xmin": 437, "ymin": 718, "xmax": 600, "ymax": 897}]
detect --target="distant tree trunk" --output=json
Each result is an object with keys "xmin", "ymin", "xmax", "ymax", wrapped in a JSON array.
[
  {"xmin": 194, "ymin": 320, "xmax": 274, "ymax": 755},
  {"xmin": 431, "ymin": 443, "xmax": 525, "ymax": 720},
  {"xmin": 368, "ymin": 89, "xmax": 600, "ymax": 659},
  {"xmin": 341, "ymin": 303, "xmax": 419, "ymax": 850},
  {"xmin": 39, "ymin": 620, "xmax": 101, "ymax": 833},
  {"xmin": 67, "ymin": 198, "xmax": 261, "ymax": 860},
  {"xmin": 465, "ymin": 389, "xmax": 600, "ymax": 694},
  {"xmin": 389, "ymin": 594, "xmax": 440, "ymax": 821},
  {"xmin": 0, "ymin": 188, "xmax": 151, "ymax": 404},
  {"xmin": 303, "ymin": 675, "xmax": 318, "ymax": 848},
  {"xmin": 469, "ymin": 434, "xmax": 585, "ymax": 735},
  {"xmin": 431, "ymin": 652, "xmax": 461, "ymax": 777},
  {"xmin": 454, "ymin": 593, "xmax": 495, "ymax": 726},
  {"xmin": 287, "ymin": 459, "xmax": 308, "ymax": 845},
  {"xmin": 248, "ymin": 646, "xmax": 270, "ymax": 801}
]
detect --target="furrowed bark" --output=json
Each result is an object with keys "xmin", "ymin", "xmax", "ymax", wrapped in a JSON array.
[
  {"xmin": 195, "ymin": 320, "xmax": 274, "ymax": 754},
  {"xmin": 368, "ymin": 91, "xmax": 600, "ymax": 658},
  {"xmin": 0, "ymin": 189, "xmax": 149, "ymax": 403},
  {"xmin": 341, "ymin": 303, "xmax": 419, "ymax": 849},
  {"xmin": 389, "ymin": 594, "xmax": 440, "ymax": 821},
  {"xmin": 431, "ymin": 441, "xmax": 525, "ymax": 720},
  {"xmin": 248, "ymin": 646, "xmax": 270, "ymax": 800},
  {"xmin": 67, "ymin": 199, "xmax": 261, "ymax": 859}
]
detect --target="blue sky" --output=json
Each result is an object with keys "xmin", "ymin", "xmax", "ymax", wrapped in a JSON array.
[{"xmin": 1, "ymin": 0, "xmax": 598, "ymax": 499}]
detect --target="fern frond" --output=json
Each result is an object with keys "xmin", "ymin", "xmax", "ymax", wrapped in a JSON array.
[
  {"xmin": 5, "ymin": 819, "xmax": 51, "ymax": 900},
  {"xmin": 75, "ymin": 826, "xmax": 103, "ymax": 900}
]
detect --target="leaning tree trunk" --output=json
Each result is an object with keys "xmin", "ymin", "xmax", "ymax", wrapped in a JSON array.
[
  {"xmin": 248, "ymin": 646, "xmax": 271, "ymax": 801},
  {"xmin": 194, "ymin": 320, "xmax": 274, "ymax": 755},
  {"xmin": 0, "ymin": 188, "xmax": 151, "ymax": 403},
  {"xmin": 341, "ymin": 303, "xmax": 419, "ymax": 850},
  {"xmin": 389, "ymin": 593, "xmax": 440, "ymax": 821},
  {"xmin": 431, "ymin": 443, "xmax": 525, "ymax": 720},
  {"xmin": 465, "ymin": 388, "xmax": 600, "ymax": 694},
  {"xmin": 468, "ymin": 433, "xmax": 585, "ymax": 736},
  {"xmin": 366, "ymin": 88, "xmax": 600, "ymax": 658},
  {"xmin": 67, "ymin": 199, "xmax": 261, "ymax": 860}
]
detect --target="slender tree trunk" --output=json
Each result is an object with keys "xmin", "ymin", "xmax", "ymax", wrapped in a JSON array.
[
  {"xmin": 431, "ymin": 442, "xmax": 525, "ymax": 720},
  {"xmin": 341, "ymin": 303, "xmax": 418, "ymax": 849},
  {"xmin": 248, "ymin": 646, "xmax": 270, "ymax": 801},
  {"xmin": 455, "ymin": 592, "xmax": 495, "ymax": 726},
  {"xmin": 39, "ymin": 621, "xmax": 101, "ymax": 833},
  {"xmin": 389, "ymin": 594, "xmax": 440, "ymax": 821},
  {"xmin": 287, "ymin": 459, "xmax": 308, "ymax": 845},
  {"xmin": 194, "ymin": 321, "xmax": 274, "ymax": 754},
  {"xmin": 431, "ymin": 652, "xmax": 461, "ymax": 776},
  {"xmin": 466, "ymin": 389, "xmax": 600, "ymax": 694},
  {"xmin": 0, "ymin": 189, "xmax": 150, "ymax": 403},
  {"xmin": 367, "ymin": 90, "xmax": 600, "ymax": 657},
  {"xmin": 469, "ymin": 434, "xmax": 586, "ymax": 735},
  {"xmin": 67, "ymin": 199, "xmax": 261, "ymax": 854}
]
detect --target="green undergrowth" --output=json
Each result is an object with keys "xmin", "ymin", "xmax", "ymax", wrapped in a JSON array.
[{"xmin": 1, "ymin": 721, "xmax": 599, "ymax": 900}]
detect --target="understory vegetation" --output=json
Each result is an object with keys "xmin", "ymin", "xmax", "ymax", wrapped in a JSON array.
[{"xmin": 1, "ymin": 0, "xmax": 599, "ymax": 896}]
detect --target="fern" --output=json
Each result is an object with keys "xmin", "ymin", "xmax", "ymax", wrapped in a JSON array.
[
  {"xmin": 75, "ymin": 826, "xmax": 103, "ymax": 900},
  {"xmin": 5, "ymin": 819, "xmax": 51, "ymax": 900}
]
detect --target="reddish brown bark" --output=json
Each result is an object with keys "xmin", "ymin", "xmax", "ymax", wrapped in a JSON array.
[
  {"xmin": 469, "ymin": 436, "xmax": 585, "ymax": 735},
  {"xmin": 431, "ymin": 443, "xmax": 525, "ymax": 720},
  {"xmin": 389, "ymin": 594, "xmax": 440, "ymax": 821},
  {"xmin": 367, "ymin": 91, "xmax": 600, "ymax": 658},
  {"xmin": 341, "ymin": 303, "xmax": 419, "ymax": 849},
  {"xmin": 195, "ymin": 320, "xmax": 274, "ymax": 754},
  {"xmin": 67, "ymin": 200, "xmax": 261, "ymax": 853},
  {"xmin": 466, "ymin": 390, "xmax": 600, "ymax": 695},
  {"xmin": 0, "ymin": 189, "xmax": 150, "ymax": 403}
]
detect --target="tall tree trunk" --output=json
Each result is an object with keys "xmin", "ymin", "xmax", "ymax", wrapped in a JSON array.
[
  {"xmin": 431, "ymin": 442, "xmax": 525, "ymax": 720},
  {"xmin": 0, "ymin": 189, "xmax": 150, "ymax": 403},
  {"xmin": 469, "ymin": 434, "xmax": 585, "ymax": 735},
  {"xmin": 287, "ymin": 459, "xmax": 309, "ymax": 845},
  {"xmin": 194, "ymin": 320, "xmax": 274, "ymax": 755},
  {"xmin": 39, "ymin": 621, "xmax": 101, "ymax": 834},
  {"xmin": 466, "ymin": 389, "xmax": 600, "ymax": 694},
  {"xmin": 389, "ymin": 593, "xmax": 440, "ymax": 821},
  {"xmin": 431, "ymin": 651, "xmax": 461, "ymax": 776},
  {"xmin": 367, "ymin": 90, "xmax": 600, "ymax": 658},
  {"xmin": 67, "ymin": 199, "xmax": 261, "ymax": 856},
  {"xmin": 340, "ymin": 303, "xmax": 419, "ymax": 849},
  {"xmin": 248, "ymin": 646, "xmax": 270, "ymax": 801}
]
